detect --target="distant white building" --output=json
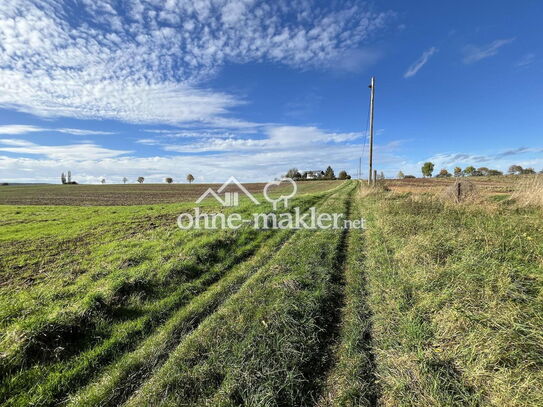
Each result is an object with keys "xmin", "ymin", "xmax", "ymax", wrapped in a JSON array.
[{"xmin": 304, "ymin": 170, "xmax": 323, "ymax": 180}]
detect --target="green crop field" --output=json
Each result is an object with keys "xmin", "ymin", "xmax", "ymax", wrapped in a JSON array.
[{"xmin": 1, "ymin": 178, "xmax": 542, "ymax": 406}]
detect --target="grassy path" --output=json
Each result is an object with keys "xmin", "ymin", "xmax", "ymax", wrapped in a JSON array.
[
  {"xmin": 317, "ymin": 187, "xmax": 378, "ymax": 407},
  {"xmin": 123, "ymin": 182, "xmax": 357, "ymax": 406},
  {"xmin": 68, "ymin": 188, "xmax": 344, "ymax": 407}
]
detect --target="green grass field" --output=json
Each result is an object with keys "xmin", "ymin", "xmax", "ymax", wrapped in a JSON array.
[{"xmin": 1, "ymin": 179, "xmax": 542, "ymax": 406}]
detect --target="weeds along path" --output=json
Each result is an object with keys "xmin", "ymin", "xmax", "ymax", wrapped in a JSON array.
[
  {"xmin": 359, "ymin": 189, "xmax": 543, "ymax": 407},
  {"xmin": 317, "ymin": 187, "xmax": 378, "ymax": 407},
  {"xmin": 66, "ymin": 187, "xmax": 346, "ymax": 407},
  {"xmin": 120, "ymin": 182, "xmax": 357, "ymax": 406},
  {"xmin": 0, "ymin": 183, "xmax": 348, "ymax": 407}
]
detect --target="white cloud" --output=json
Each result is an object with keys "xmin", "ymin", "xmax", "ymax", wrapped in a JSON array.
[
  {"xmin": 0, "ymin": 124, "xmax": 115, "ymax": 136},
  {"xmin": 404, "ymin": 47, "xmax": 438, "ymax": 78},
  {"xmin": 516, "ymin": 53, "xmax": 535, "ymax": 67},
  {"xmin": 0, "ymin": 144, "xmax": 370, "ymax": 184},
  {"xmin": 0, "ymin": 139, "xmax": 34, "ymax": 146},
  {"xmin": 0, "ymin": 139, "xmax": 131, "ymax": 160},
  {"xmin": 0, "ymin": 124, "xmax": 386, "ymax": 183},
  {"xmin": 152, "ymin": 126, "xmax": 363, "ymax": 153},
  {"xmin": 0, "ymin": 125, "xmax": 44, "ymax": 135},
  {"xmin": 56, "ymin": 128, "xmax": 116, "ymax": 136},
  {"xmin": 463, "ymin": 38, "xmax": 515, "ymax": 64},
  {"xmin": 0, "ymin": 0, "xmax": 391, "ymax": 125}
]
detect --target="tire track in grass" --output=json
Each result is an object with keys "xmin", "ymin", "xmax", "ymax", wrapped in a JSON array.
[
  {"xmin": 205, "ymin": 184, "xmax": 358, "ymax": 407},
  {"xmin": 3, "ymin": 232, "xmax": 270, "ymax": 407},
  {"xmin": 123, "ymin": 182, "xmax": 356, "ymax": 407},
  {"xmin": 69, "ymin": 229, "xmax": 296, "ymax": 407},
  {"xmin": 3, "ymin": 193, "xmax": 330, "ymax": 406},
  {"xmin": 295, "ymin": 183, "xmax": 354, "ymax": 404},
  {"xmin": 317, "ymin": 187, "xmax": 379, "ymax": 407},
  {"xmin": 67, "ymin": 188, "xmax": 343, "ymax": 407}
]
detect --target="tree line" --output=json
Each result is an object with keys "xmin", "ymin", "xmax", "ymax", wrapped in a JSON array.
[
  {"xmin": 284, "ymin": 166, "xmax": 351, "ymax": 180},
  {"xmin": 60, "ymin": 172, "xmax": 195, "ymax": 184},
  {"xmin": 396, "ymin": 163, "xmax": 542, "ymax": 179}
]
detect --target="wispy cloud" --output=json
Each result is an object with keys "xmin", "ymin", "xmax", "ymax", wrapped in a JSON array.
[
  {"xmin": 0, "ymin": 125, "xmax": 115, "ymax": 136},
  {"xmin": 56, "ymin": 128, "xmax": 115, "ymax": 136},
  {"xmin": 0, "ymin": 124, "xmax": 377, "ymax": 183},
  {"xmin": 0, "ymin": 139, "xmax": 130, "ymax": 160},
  {"xmin": 421, "ymin": 147, "xmax": 543, "ymax": 168},
  {"xmin": 0, "ymin": 125, "xmax": 44, "ymax": 135},
  {"xmin": 0, "ymin": 1, "xmax": 392, "ymax": 126},
  {"xmin": 404, "ymin": 47, "xmax": 438, "ymax": 78},
  {"xmin": 143, "ymin": 126, "xmax": 363, "ymax": 154},
  {"xmin": 0, "ymin": 138, "xmax": 399, "ymax": 184},
  {"xmin": 516, "ymin": 53, "xmax": 536, "ymax": 67},
  {"xmin": 463, "ymin": 38, "xmax": 515, "ymax": 64}
]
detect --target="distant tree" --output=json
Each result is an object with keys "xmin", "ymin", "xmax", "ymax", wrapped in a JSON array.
[
  {"xmin": 487, "ymin": 169, "xmax": 503, "ymax": 176},
  {"xmin": 397, "ymin": 171, "xmax": 405, "ymax": 179},
  {"xmin": 338, "ymin": 170, "xmax": 348, "ymax": 180},
  {"xmin": 100, "ymin": 178, "xmax": 106, "ymax": 184},
  {"xmin": 454, "ymin": 167, "xmax": 463, "ymax": 177},
  {"xmin": 137, "ymin": 176, "xmax": 145, "ymax": 184},
  {"xmin": 436, "ymin": 168, "xmax": 452, "ymax": 178},
  {"xmin": 285, "ymin": 168, "xmax": 302, "ymax": 180},
  {"xmin": 464, "ymin": 166, "xmax": 476, "ymax": 176},
  {"xmin": 421, "ymin": 162, "xmax": 434, "ymax": 178},
  {"xmin": 324, "ymin": 166, "xmax": 336, "ymax": 180},
  {"xmin": 404, "ymin": 175, "xmax": 416, "ymax": 179},
  {"xmin": 186, "ymin": 174, "xmax": 194, "ymax": 184},
  {"xmin": 61, "ymin": 172, "xmax": 66, "ymax": 184},
  {"xmin": 165, "ymin": 177, "xmax": 173, "ymax": 184},
  {"xmin": 122, "ymin": 177, "xmax": 128, "ymax": 184},
  {"xmin": 476, "ymin": 167, "xmax": 490, "ymax": 176},
  {"xmin": 508, "ymin": 165, "xmax": 523, "ymax": 175},
  {"xmin": 522, "ymin": 167, "xmax": 536, "ymax": 175}
]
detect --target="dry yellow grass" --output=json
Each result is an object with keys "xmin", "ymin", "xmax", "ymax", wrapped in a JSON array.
[
  {"xmin": 386, "ymin": 176, "xmax": 521, "ymax": 194},
  {"xmin": 510, "ymin": 175, "xmax": 543, "ymax": 207}
]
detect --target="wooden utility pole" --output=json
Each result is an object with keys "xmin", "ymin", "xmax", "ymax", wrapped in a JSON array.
[{"xmin": 368, "ymin": 77, "xmax": 375, "ymax": 185}]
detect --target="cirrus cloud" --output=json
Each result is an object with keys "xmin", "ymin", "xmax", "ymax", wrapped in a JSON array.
[
  {"xmin": 404, "ymin": 46, "xmax": 438, "ymax": 78},
  {"xmin": 0, "ymin": 0, "xmax": 392, "ymax": 125},
  {"xmin": 462, "ymin": 38, "xmax": 515, "ymax": 64}
]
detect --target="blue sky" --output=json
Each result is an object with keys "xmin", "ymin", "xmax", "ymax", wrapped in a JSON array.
[{"xmin": 0, "ymin": 0, "xmax": 541, "ymax": 183}]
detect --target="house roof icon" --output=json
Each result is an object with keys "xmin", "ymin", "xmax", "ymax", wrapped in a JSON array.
[{"xmin": 195, "ymin": 176, "xmax": 260, "ymax": 206}]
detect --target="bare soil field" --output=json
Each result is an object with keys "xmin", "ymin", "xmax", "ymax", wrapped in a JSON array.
[{"xmin": 0, "ymin": 180, "xmax": 342, "ymax": 206}]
